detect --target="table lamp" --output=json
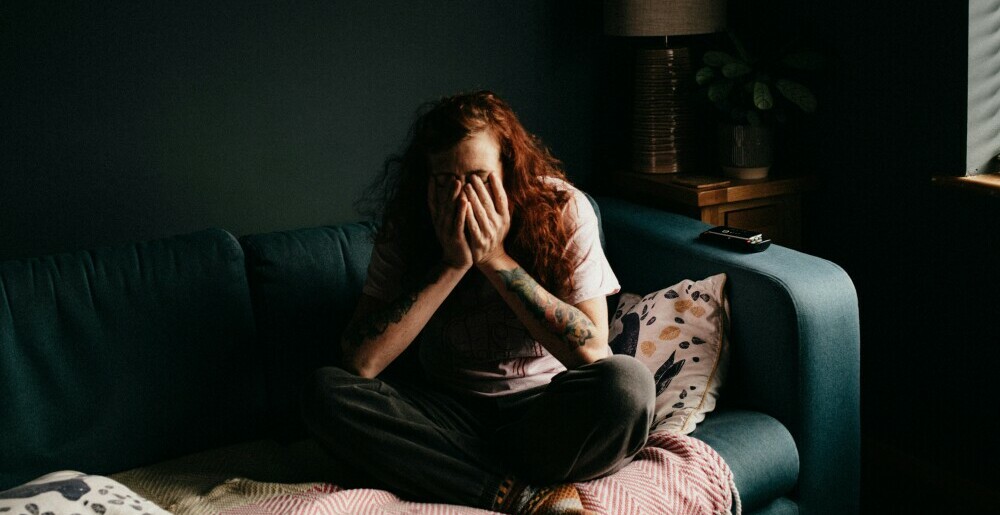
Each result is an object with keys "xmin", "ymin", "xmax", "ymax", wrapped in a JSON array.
[{"xmin": 604, "ymin": 0, "xmax": 727, "ymax": 174}]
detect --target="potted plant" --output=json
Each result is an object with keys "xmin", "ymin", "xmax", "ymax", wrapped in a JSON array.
[{"xmin": 696, "ymin": 32, "xmax": 822, "ymax": 179}]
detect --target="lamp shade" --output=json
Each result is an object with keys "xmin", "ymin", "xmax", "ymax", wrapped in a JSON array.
[{"xmin": 604, "ymin": 0, "xmax": 726, "ymax": 36}]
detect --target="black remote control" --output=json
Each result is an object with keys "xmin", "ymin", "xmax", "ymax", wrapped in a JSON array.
[{"xmin": 699, "ymin": 226, "xmax": 771, "ymax": 253}]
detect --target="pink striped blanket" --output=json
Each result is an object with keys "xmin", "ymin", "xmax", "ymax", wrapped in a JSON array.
[{"xmin": 164, "ymin": 432, "xmax": 740, "ymax": 515}]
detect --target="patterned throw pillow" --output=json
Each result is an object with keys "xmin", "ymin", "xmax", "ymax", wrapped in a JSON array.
[
  {"xmin": 0, "ymin": 471, "xmax": 169, "ymax": 515},
  {"xmin": 609, "ymin": 273, "xmax": 730, "ymax": 435}
]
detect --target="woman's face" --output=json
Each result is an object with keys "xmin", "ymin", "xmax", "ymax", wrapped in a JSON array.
[{"xmin": 428, "ymin": 131, "xmax": 504, "ymax": 195}]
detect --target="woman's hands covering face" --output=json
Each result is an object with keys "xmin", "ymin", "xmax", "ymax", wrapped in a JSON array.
[
  {"xmin": 462, "ymin": 173, "xmax": 510, "ymax": 268},
  {"xmin": 428, "ymin": 171, "xmax": 510, "ymax": 270},
  {"xmin": 427, "ymin": 177, "xmax": 473, "ymax": 270}
]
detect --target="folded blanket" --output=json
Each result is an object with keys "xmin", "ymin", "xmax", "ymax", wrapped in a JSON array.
[
  {"xmin": 110, "ymin": 433, "xmax": 740, "ymax": 515},
  {"xmin": 576, "ymin": 432, "xmax": 740, "ymax": 515}
]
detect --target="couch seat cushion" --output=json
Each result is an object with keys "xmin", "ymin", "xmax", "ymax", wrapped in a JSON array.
[{"xmin": 689, "ymin": 409, "xmax": 799, "ymax": 511}]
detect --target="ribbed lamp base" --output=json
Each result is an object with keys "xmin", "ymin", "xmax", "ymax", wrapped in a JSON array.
[{"xmin": 631, "ymin": 47, "xmax": 697, "ymax": 174}]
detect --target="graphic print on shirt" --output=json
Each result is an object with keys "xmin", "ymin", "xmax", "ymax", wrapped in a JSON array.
[{"xmin": 427, "ymin": 274, "xmax": 542, "ymax": 368}]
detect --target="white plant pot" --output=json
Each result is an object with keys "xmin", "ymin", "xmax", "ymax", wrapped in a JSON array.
[{"xmin": 718, "ymin": 123, "xmax": 773, "ymax": 180}]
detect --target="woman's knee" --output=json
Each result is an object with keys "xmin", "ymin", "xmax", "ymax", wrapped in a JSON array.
[
  {"xmin": 301, "ymin": 366, "xmax": 367, "ymax": 429},
  {"xmin": 306, "ymin": 365, "xmax": 353, "ymax": 398},
  {"xmin": 310, "ymin": 366, "xmax": 360, "ymax": 390},
  {"xmin": 597, "ymin": 355, "xmax": 656, "ymax": 422}
]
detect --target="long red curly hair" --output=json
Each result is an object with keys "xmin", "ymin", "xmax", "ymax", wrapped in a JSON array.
[{"xmin": 361, "ymin": 90, "xmax": 578, "ymax": 297}]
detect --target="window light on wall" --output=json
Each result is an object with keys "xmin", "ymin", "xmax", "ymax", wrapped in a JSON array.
[{"xmin": 967, "ymin": 0, "xmax": 1000, "ymax": 176}]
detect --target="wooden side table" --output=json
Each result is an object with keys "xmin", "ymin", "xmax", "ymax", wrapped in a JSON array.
[{"xmin": 613, "ymin": 172, "xmax": 818, "ymax": 249}]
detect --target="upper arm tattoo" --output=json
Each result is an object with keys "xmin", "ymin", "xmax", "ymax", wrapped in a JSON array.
[{"xmin": 497, "ymin": 267, "xmax": 596, "ymax": 350}]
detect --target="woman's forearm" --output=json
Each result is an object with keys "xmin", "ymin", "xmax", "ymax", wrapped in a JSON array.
[
  {"xmin": 341, "ymin": 263, "xmax": 467, "ymax": 378},
  {"xmin": 479, "ymin": 254, "xmax": 608, "ymax": 368}
]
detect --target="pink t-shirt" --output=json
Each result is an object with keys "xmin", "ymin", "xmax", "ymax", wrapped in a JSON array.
[{"xmin": 362, "ymin": 179, "xmax": 620, "ymax": 396}]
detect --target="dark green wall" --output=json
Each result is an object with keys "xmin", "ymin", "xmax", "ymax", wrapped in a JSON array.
[{"xmin": 1, "ymin": 0, "xmax": 602, "ymax": 260}]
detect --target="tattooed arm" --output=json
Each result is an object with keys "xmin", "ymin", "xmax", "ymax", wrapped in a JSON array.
[
  {"xmin": 340, "ymin": 263, "xmax": 467, "ymax": 378},
  {"xmin": 477, "ymin": 255, "xmax": 610, "ymax": 368},
  {"xmin": 341, "ymin": 173, "xmax": 476, "ymax": 378},
  {"xmin": 460, "ymin": 173, "xmax": 609, "ymax": 368}
]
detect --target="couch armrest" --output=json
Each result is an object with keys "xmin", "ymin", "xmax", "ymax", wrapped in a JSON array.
[{"xmin": 596, "ymin": 197, "xmax": 860, "ymax": 515}]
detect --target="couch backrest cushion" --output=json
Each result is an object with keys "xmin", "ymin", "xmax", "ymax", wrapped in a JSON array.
[
  {"xmin": 0, "ymin": 229, "xmax": 263, "ymax": 490},
  {"xmin": 239, "ymin": 222, "xmax": 376, "ymax": 438}
]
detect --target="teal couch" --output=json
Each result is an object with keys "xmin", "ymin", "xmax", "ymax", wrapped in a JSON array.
[{"xmin": 0, "ymin": 197, "xmax": 859, "ymax": 514}]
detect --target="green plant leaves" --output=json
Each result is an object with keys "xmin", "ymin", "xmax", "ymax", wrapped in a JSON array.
[
  {"xmin": 696, "ymin": 34, "xmax": 822, "ymax": 125},
  {"xmin": 695, "ymin": 66, "xmax": 715, "ymax": 85},
  {"xmin": 722, "ymin": 62, "xmax": 752, "ymax": 78},
  {"xmin": 775, "ymin": 79, "xmax": 817, "ymax": 113},
  {"xmin": 708, "ymin": 81, "xmax": 734, "ymax": 105},
  {"xmin": 703, "ymin": 51, "xmax": 735, "ymax": 67},
  {"xmin": 753, "ymin": 81, "xmax": 773, "ymax": 110}
]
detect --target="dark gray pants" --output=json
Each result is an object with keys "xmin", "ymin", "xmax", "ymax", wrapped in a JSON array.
[{"xmin": 300, "ymin": 354, "xmax": 655, "ymax": 508}]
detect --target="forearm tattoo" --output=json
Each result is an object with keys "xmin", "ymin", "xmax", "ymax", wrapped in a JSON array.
[
  {"xmin": 497, "ymin": 267, "xmax": 596, "ymax": 350},
  {"xmin": 342, "ymin": 291, "xmax": 419, "ymax": 352},
  {"xmin": 342, "ymin": 268, "xmax": 437, "ymax": 353}
]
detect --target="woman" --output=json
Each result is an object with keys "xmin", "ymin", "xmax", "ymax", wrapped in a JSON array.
[{"xmin": 302, "ymin": 91, "xmax": 654, "ymax": 515}]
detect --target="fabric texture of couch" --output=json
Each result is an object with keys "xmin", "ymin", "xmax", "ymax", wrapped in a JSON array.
[{"xmin": 0, "ymin": 197, "xmax": 859, "ymax": 514}]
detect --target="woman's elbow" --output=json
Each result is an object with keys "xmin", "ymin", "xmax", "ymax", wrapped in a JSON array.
[
  {"xmin": 563, "ymin": 336, "xmax": 611, "ymax": 369},
  {"xmin": 582, "ymin": 343, "xmax": 612, "ymax": 365},
  {"xmin": 340, "ymin": 342, "xmax": 382, "ymax": 379}
]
